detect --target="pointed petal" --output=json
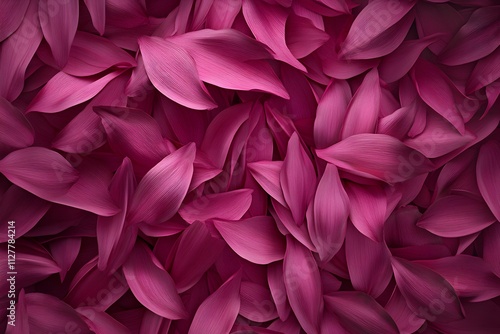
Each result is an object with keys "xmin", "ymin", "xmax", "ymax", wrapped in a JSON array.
[
  {"xmin": 378, "ymin": 104, "xmax": 417, "ymax": 140},
  {"xmin": 248, "ymin": 161, "xmax": 286, "ymax": 206},
  {"xmin": 240, "ymin": 281, "xmax": 278, "ymax": 322},
  {"xmin": 286, "ymin": 13, "xmax": 329, "ymax": 59},
  {"xmin": 128, "ymin": 143, "xmax": 196, "ymax": 225},
  {"xmin": 0, "ymin": 0, "xmax": 29, "ymax": 41},
  {"xmin": 267, "ymin": 261, "xmax": 291, "ymax": 321},
  {"xmin": 466, "ymin": 47, "xmax": 500, "ymax": 93},
  {"xmin": 385, "ymin": 288, "xmax": 425, "ymax": 334},
  {"xmin": 206, "ymin": 0, "xmax": 242, "ymax": 29},
  {"xmin": 432, "ymin": 301, "xmax": 500, "ymax": 334},
  {"xmin": 483, "ymin": 222, "xmax": 500, "ymax": 277},
  {"xmin": 77, "ymin": 308, "xmax": 131, "ymax": 334},
  {"xmin": 477, "ymin": 140, "xmax": 500, "ymax": 221},
  {"xmin": 83, "ymin": 0, "xmax": 106, "ymax": 35},
  {"xmin": 272, "ymin": 199, "xmax": 316, "ymax": 251},
  {"xmin": 0, "ymin": 97, "xmax": 34, "ymax": 153},
  {"xmin": 123, "ymin": 242, "xmax": 187, "ymax": 319},
  {"xmin": 49, "ymin": 237, "xmax": 81, "ymax": 281},
  {"xmin": 214, "ymin": 216, "xmax": 286, "ymax": 264}
]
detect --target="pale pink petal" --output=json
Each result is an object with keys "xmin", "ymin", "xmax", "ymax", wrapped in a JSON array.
[
  {"xmin": 83, "ymin": 0, "xmax": 106, "ymax": 35},
  {"xmin": 240, "ymin": 281, "xmax": 278, "ymax": 322},
  {"xmin": 476, "ymin": 140, "xmax": 500, "ymax": 221},
  {"xmin": 128, "ymin": 143, "xmax": 196, "ymax": 225},
  {"xmin": 248, "ymin": 161, "xmax": 286, "ymax": 206},
  {"xmin": 123, "ymin": 242, "xmax": 187, "ymax": 319},
  {"xmin": 214, "ymin": 216, "xmax": 286, "ymax": 264}
]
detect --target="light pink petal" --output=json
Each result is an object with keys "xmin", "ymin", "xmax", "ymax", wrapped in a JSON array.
[
  {"xmin": 83, "ymin": 0, "xmax": 106, "ymax": 35},
  {"xmin": 466, "ymin": 47, "xmax": 500, "ymax": 94},
  {"xmin": 248, "ymin": 161, "xmax": 286, "ymax": 206},
  {"xmin": 417, "ymin": 195, "xmax": 496, "ymax": 237},
  {"xmin": 309, "ymin": 164, "xmax": 349, "ymax": 261},
  {"xmin": 77, "ymin": 308, "xmax": 131, "ymax": 334},
  {"xmin": 416, "ymin": 255, "xmax": 500, "ymax": 302},
  {"xmin": 26, "ymin": 70, "xmax": 124, "ymax": 113},
  {"xmin": 286, "ymin": 13, "xmax": 329, "ymax": 59},
  {"xmin": 267, "ymin": 261, "xmax": 291, "ymax": 321},
  {"xmin": 345, "ymin": 223, "xmax": 393, "ymax": 298},
  {"xmin": 188, "ymin": 270, "xmax": 242, "ymax": 334},
  {"xmin": 341, "ymin": 68, "xmax": 380, "ymax": 139},
  {"xmin": 242, "ymin": 0, "xmax": 305, "ymax": 71},
  {"xmin": 168, "ymin": 29, "xmax": 289, "ymax": 98},
  {"xmin": 283, "ymin": 235, "xmax": 322, "ymax": 334},
  {"xmin": 280, "ymin": 133, "xmax": 316, "ymax": 225},
  {"xmin": 439, "ymin": 6, "xmax": 500, "ymax": 66},
  {"xmin": 391, "ymin": 257, "xmax": 464, "ymax": 322},
  {"xmin": 206, "ymin": 0, "xmax": 241, "ymax": 29},
  {"xmin": 49, "ymin": 237, "xmax": 81, "ymax": 281},
  {"xmin": 476, "ymin": 140, "xmax": 500, "ymax": 221},
  {"xmin": 0, "ymin": 97, "xmax": 34, "ymax": 153},
  {"xmin": 0, "ymin": 0, "xmax": 42, "ymax": 101},
  {"xmin": 138, "ymin": 36, "xmax": 216, "ymax": 110},
  {"xmin": 340, "ymin": 0, "xmax": 416, "ymax": 59},
  {"xmin": 179, "ymin": 189, "xmax": 253, "ymax": 223},
  {"xmin": 0, "ymin": 0, "xmax": 29, "ymax": 41},
  {"xmin": 39, "ymin": 0, "xmax": 79, "ymax": 68},
  {"xmin": 240, "ymin": 281, "xmax": 278, "ymax": 322},
  {"xmin": 94, "ymin": 106, "xmax": 169, "ymax": 168},
  {"xmin": 214, "ymin": 216, "xmax": 286, "ymax": 264},
  {"xmin": 170, "ymin": 221, "xmax": 226, "ymax": 292},
  {"xmin": 123, "ymin": 242, "xmax": 187, "ymax": 319},
  {"xmin": 385, "ymin": 288, "xmax": 425, "ymax": 334},
  {"xmin": 63, "ymin": 32, "xmax": 136, "ymax": 76},
  {"xmin": 483, "ymin": 222, "xmax": 500, "ymax": 277},
  {"xmin": 0, "ymin": 147, "xmax": 78, "ymax": 199},
  {"xmin": 128, "ymin": 143, "xmax": 196, "ymax": 225},
  {"xmin": 324, "ymin": 291, "xmax": 399, "ymax": 334}
]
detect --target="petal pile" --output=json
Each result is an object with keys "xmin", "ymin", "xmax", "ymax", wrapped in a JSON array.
[{"xmin": 1, "ymin": 0, "xmax": 499, "ymax": 333}]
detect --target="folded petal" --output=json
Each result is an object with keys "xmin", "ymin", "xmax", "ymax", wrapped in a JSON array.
[
  {"xmin": 179, "ymin": 189, "xmax": 253, "ymax": 223},
  {"xmin": 138, "ymin": 36, "xmax": 216, "ymax": 110},
  {"xmin": 417, "ymin": 195, "xmax": 496, "ymax": 237},
  {"xmin": 248, "ymin": 161, "xmax": 286, "ymax": 206},
  {"xmin": 283, "ymin": 235, "xmax": 322, "ymax": 334},
  {"xmin": 477, "ymin": 140, "xmax": 500, "ymax": 221},
  {"xmin": 128, "ymin": 143, "xmax": 196, "ymax": 225},
  {"xmin": 123, "ymin": 242, "xmax": 187, "ymax": 319},
  {"xmin": 188, "ymin": 270, "xmax": 242, "ymax": 334},
  {"xmin": 0, "ymin": 97, "xmax": 34, "ymax": 154},
  {"xmin": 83, "ymin": 0, "xmax": 106, "ymax": 35},
  {"xmin": 324, "ymin": 291, "xmax": 399, "ymax": 334},
  {"xmin": 316, "ymin": 134, "xmax": 433, "ymax": 183},
  {"xmin": 214, "ymin": 216, "xmax": 286, "ymax": 264}
]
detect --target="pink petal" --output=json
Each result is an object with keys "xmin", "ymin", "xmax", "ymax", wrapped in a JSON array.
[
  {"xmin": 466, "ymin": 47, "xmax": 500, "ymax": 94},
  {"xmin": 345, "ymin": 223, "xmax": 393, "ymax": 298},
  {"xmin": 77, "ymin": 308, "xmax": 131, "ymax": 334},
  {"xmin": 417, "ymin": 195, "xmax": 496, "ymax": 237},
  {"xmin": 267, "ymin": 261, "xmax": 291, "ymax": 321},
  {"xmin": 309, "ymin": 164, "xmax": 349, "ymax": 261},
  {"xmin": 391, "ymin": 257, "xmax": 464, "ymax": 323},
  {"xmin": 280, "ymin": 133, "xmax": 317, "ymax": 225},
  {"xmin": 286, "ymin": 13, "xmax": 330, "ymax": 59},
  {"xmin": 321, "ymin": 42, "xmax": 380, "ymax": 80},
  {"xmin": 83, "ymin": 0, "xmax": 106, "ymax": 35},
  {"xmin": 0, "ymin": 147, "xmax": 78, "ymax": 200},
  {"xmin": 188, "ymin": 270, "xmax": 242, "ymax": 334},
  {"xmin": 483, "ymin": 222, "xmax": 500, "ymax": 277},
  {"xmin": 123, "ymin": 242, "xmax": 187, "ymax": 319},
  {"xmin": 0, "ymin": 0, "xmax": 29, "ymax": 41},
  {"xmin": 179, "ymin": 189, "xmax": 253, "ymax": 223},
  {"xmin": 214, "ymin": 216, "xmax": 286, "ymax": 265},
  {"xmin": 283, "ymin": 235, "xmax": 322, "ymax": 334},
  {"xmin": 378, "ymin": 104, "xmax": 417, "ymax": 140},
  {"xmin": 324, "ymin": 291, "xmax": 399, "ymax": 334},
  {"xmin": 39, "ymin": 0, "xmax": 79, "ymax": 68},
  {"xmin": 127, "ymin": 143, "xmax": 196, "ymax": 225},
  {"xmin": 206, "ymin": 0, "xmax": 242, "ymax": 29},
  {"xmin": 272, "ymin": 199, "xmax": 316, "ymax": 251},
  {"xmin": 248, "ymin": 161, "xmax": 286, "ymax": 206},
  {"xmin": 239, "ymin": 281, "xmax": 278, "ymax": 322},
  {"xmin": 170, "ymin": 221, "xmax": 226, "ymax": 292},
  {"xmin": 138, "ymin": 36, "xmax": 216, "ymax": 110},
  {"xmin": 49, "ymin": 237, "xmax": 81, "ymax": 281},
  {"xmin": 0, "ymin": 97, "xmax": 34, "ymax": 153},
  {"xmin": 341, "ymin": 68, "xmax": 380, "ymax": 139},
  {"xmin": 476, "ymin": 140, "xmax": 500, "ymax": 221},
  {"xmin": 385, "ymin": 288, "xmax": 425, "ymax": 334},
  {"xmin": 316, "ymin": 134, "xmax": 433, "ymax": 183}
]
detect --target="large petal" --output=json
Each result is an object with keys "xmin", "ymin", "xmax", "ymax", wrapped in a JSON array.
[
  {"xmin": 138, "ymin": 36, "xmax": 216, "ymax": 110},
  {"xmin": 123, "ymin": 242, "xmax": 188, "ymax": 319},
  {"xmin": 316, "ymin": 134, "xmax": 433, "ymax": 183},
  {"xmin": 127, "ymin": 143, "xmax": 196, "ymax": 225},
  {"xmin": 214, "ymin": 216, "xmax": 286, "ymax": 264},
  {"xmin": 476, "ymin": 140, "xmax": 500, "ymax": 221}
]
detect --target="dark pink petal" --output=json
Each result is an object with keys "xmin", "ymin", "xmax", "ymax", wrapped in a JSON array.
[
  {"xmin": 385, "ymin": 287, "xmax": 425, "ymax": 333},
  {"xmin": 206, "ymin": 0, "xmax": 241, "ymax": 29},
  {"xmin": 77, "ymin": 308, "xmax": 131, "ymax": 334},
  {"xmin": 466, "ymin": 47, "xmax": 500, "ymax": 94},
  {"xmin": 179, "ymin": 189, "xmax": 253, "ymax": 223},
  {"xmin": 242, "ymin": 0, "xmax": 306, "ymax": 71},
  {"xmin": 483, "ymin": 222, "xmax": 500, "ymax": 276},
  {"xmin": 321, "ymin": 41, "xmax": 380, "ymax": 79},
  {"xmin": 49, "ymin": 237, "xmax": 81, "ymax": 281},
  {"xmin": 272, "ymin": 199, "xmax": 316, "ymax": 251},
  {"xmin": 280, "ymin": 133, "xmax": 316, "ymax": 225},
  {"xmin": 317, "ymin": 134, "xmax": 433, "ymax": 183},
  {"xmin": 283, "ymin": 235, "xmax": 322, "ymax": 334},
  {"xmin": 26, "ymin": 70, "xmax": 124, "ymax": 113},
  {"xmin": 340, "ymin": 0, "xmax": 416, "ymax": 59},
  {"xmin": 439, "ymin": 6, "xmax": 500, "ymax": 66},
  {"xmin": 138, "ymin": 36, "xmax": 216, "ymax": 110},
  {"xmin": 267, "ymin": 261, "xmax": 291, "ymax": 321},
  {"xmin": 286, "ymin": 13, "xmax": 330, "ymax": 59},
  {"xmin": 214, "ymin": 216, "xmax": 286, "ymax": 264},
  {"xmin": 170, "ymin": 221, "xmax": 226, "ymax": 292},
  {"xmin": 417, "ymin": 195, "xmax": 496, "ymax": 237},
  {"xmin": 314, "ymin": 79, "xmax": 351, "ymax": 148},
  {"xmin": 391, "ymin": 257, "xmax": 464, "ymax": 323},
  {"xmin": 0, "ymin": 97, "xmax": 34, "ymax": 153},
  {"xmin": 0, "ymin": 0, "xmax": 29, "ymax": 41},
  {"xmin": 248, "ymin": 161, "xmax": 286, "ymax": 206},
  {"xmin": 416, "ymin": 255, "xmax": 500, "ymax": 302},
  {"xmin": 432, "ymin": 301, "xmax": 500, "ymax": 334},
  {"xmin": 309, "ymin": 164, "xmax": 349, "ymax": 261},
  {"xmin": 83, "ymin": 0, "xmax": 106, "ymax": 35},
  {"xmin": 476, "ymin": 140, "xmax": 500, "ymax": 221},
  {"xmin": 39, "ymin": 0, "xmax": 79, "ymax": 68},
  {"xmin": 378, "ymin": 104, "xmax": 417, "ymax": 140},
  {"xmin": 240, "ymin": 281, "xmax": 278, "ymax": 322},
  {"xmin": 341, "ymin": 68, "xmax": 380, "ymax": 139},
  {"xmin": 64, "ymin": 32, "xmax": 136, "ymax": 76},
  {"xmin": 188, "ymin": 270, "xmax": 242, "ymax": 334},
  {"xmin": 345, "ymin": 223, "xmax": 392, "ymax": 298},
  {"xmin": 324, "ymin": 291, "xmax": 399, "ymax": 334},
  {"xmin": 123, "ymin": 242, "xmax": 187, "ymax": 319},
  {"xmin": 0, "ymin": 147, "xmax": 78, "ymax": 199},
  {"xmin": 128, "ymin": 143, "xmax": 196, "ymax": 225}
]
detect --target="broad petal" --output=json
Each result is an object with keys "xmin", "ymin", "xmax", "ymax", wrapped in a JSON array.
[
  {"xmin": 476, "ymin": 140, "xmax": 500, "ymax": 221},
  {"xmin": 483, "ymin": 222, "xmax": 500, "ymax": 277}
]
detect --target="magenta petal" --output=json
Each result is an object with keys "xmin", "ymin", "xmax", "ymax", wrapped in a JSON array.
[
  {"xmin": 0, "ymin": 0, "xmax": 29, "ymax": 41},
  {"xmin": 248, "ymin": 161, "xmax": 286, "ymax": 206},
  {"xmin": 385, "ymin": 288, "xmax": 425, "ymax": 334},
  {"xmin": 128, "ymin": 143, "xmax": 196, "ymax": 225},
  {"xmin": 83, "ymin": 0, "xmax": 106, "ymax": 35},
  {"xmin": 123, "ymin": 242, "xmax": 188, "ymax": 319},
  {"xmin": 77, "ymin": 307, "xmax": 131, "ymax": 334},
  {"xmin": 0, "ymin": 97, "xmax": 34, "ymax": 153},
  {"xmin": 267, "ymin": 261, "xmax": 291, "ymax": 321},
  {"xmin": 476, "ymin": 140, "xmax": 500, "ymax": 221},
  {"xmin": 239, "ymin": 281, "xmax": 278, "ymax": 322}
]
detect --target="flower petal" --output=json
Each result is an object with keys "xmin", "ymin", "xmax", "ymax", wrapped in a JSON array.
[
  {"xmin": 476, "ymin": 140, "xmax": 500, "ymax": 221},
  {"xmin": 248, "ymin": 161, "xmax": 286, "ymax": 206},
  {"xmin": 83, "ymin": 0, "xmax": 106, "ymax": 35},
  {"xmin": 0, "ymin": 0, "xmax": 29, "ymax": 41}
]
